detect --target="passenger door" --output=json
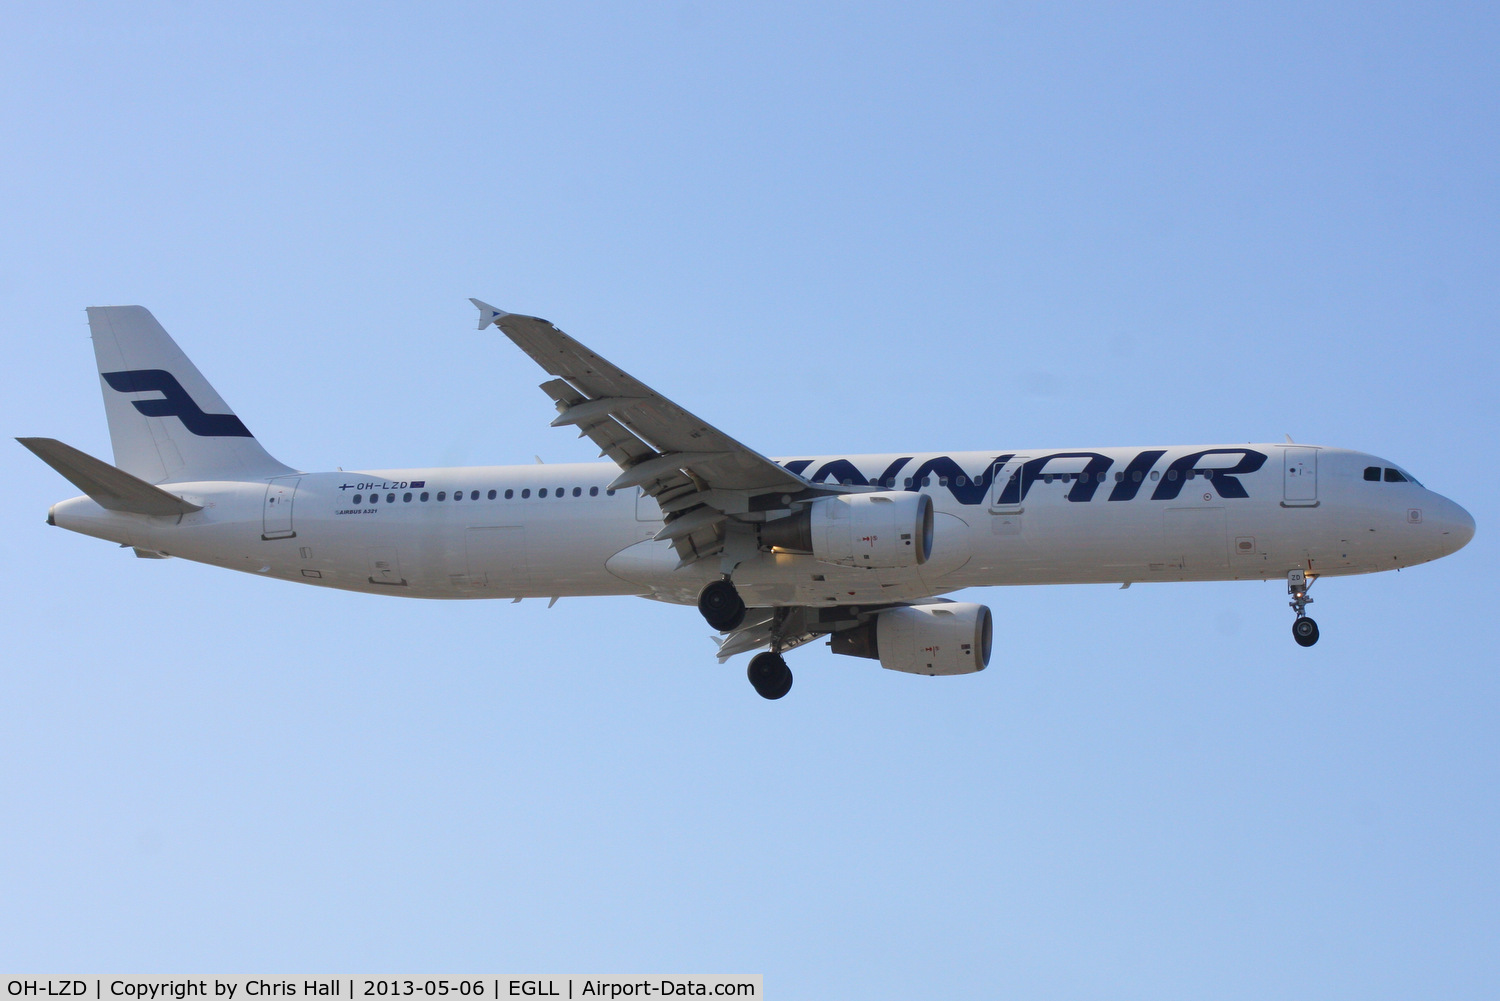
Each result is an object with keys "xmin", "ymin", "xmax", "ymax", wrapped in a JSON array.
[
  {"xmin": 1283, "ymin": 448, "xmax": 1319, "ymax": 506},
  {"xmin": 262, "ymin": 477, "xmax": 299, "ymax": 540}
]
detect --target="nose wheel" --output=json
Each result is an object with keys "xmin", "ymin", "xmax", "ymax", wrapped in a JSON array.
[
  {"xmin": 1292, "ymin": 616, "xmax": 1320, "ymax": 646},
  {"xmin": 1288, "ymin": 569, "xmax": 1319, "ymax": 647}
]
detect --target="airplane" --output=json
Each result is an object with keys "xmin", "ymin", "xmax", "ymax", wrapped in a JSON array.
[{"xmin": 20, "ymin": 302, "xmax": 1475, "ymax": 699}]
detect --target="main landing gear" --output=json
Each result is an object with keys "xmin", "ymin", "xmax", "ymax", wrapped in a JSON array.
[
  {"xmin": 698, "ymin": 577, "xmax": 746, "ymax": 631},
  {"xmin": 697, "ymin": 578, "xmax": 791, "ymax": 699},
  {"xmin": 747, "ymin": 650, "xmax": 793, "ymax": 700},
  {"xmin": 1288, "ymin": 569, "xmax": 1319, "ymax": 647}
]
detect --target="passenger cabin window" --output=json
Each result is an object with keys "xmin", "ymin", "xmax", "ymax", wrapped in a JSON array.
[
  {"xmin": 573, "ymin": 487, "xmax": 581, "ymax": 497},
  {"xmin": 386, "ymin": 493, "xmax": 395, "ymax": 503},
  {"xmin": 540, "ymin": 488, "xmax": 548, "ymax": 498},
  {"xmin": 353, "ymin": 494, "xmax": 362, "ymax": 504},
  {"xmin": 488, "ymin": 489, "xmax": 497, "ymax": 500},
  {"xmin": 505, "ymin": 489, "xmax": 514, "ymax": 499},
  {"xmin": 1385, "ymin": 468, "xmax": 1408, "ymax": 483},
  {"xmin": 471, "ymin": 490, "xmax": 480, "ymax": 500},
  {"xmin": 420, "ymin": 492, "xmax": 429, "ymax": 501},
  {"xmin": 1364, "ymin": 466, "xmax": 1381, "ymax": 481},
  {"xmin": 403, "ymin": 492, "xmax": 412, "ymax": 502},
  {"xmin": 589, "ymin": 486, "xmax": 599, "ymax": 496},
  {"xmin": 437, "ymin": 491, "xmax": 446, "ymax": 501},
  {"xmin": 522, "ymin": 489, "xmax": 531, "ymax": 498}
]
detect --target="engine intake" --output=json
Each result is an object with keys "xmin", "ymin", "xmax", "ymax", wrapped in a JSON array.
[
  {"xmin": 761, "ymin": 491, "xmax": 933, "ymax": 569},
  {"xmin": 830, "ymin": 602, "xmax": 993, "ymax": 676}
]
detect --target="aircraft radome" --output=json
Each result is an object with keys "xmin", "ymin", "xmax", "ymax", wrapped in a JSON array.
[{"xmin": 20, "ymin": 302, "xmax": 1476, "ymax": 699}]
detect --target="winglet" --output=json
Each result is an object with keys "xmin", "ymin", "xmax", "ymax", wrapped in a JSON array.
[{"xmin": 469, "ymin": 298, "xmax": 510, "ymax": 330}]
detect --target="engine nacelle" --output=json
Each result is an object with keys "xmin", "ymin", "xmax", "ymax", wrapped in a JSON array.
[
  {"xmin": 830, "ymin": 602, "xmax": 993, "ymax": 676},
  {"xmin": 761, "ymin": 491, "xmax": 934, "ymax": 569}
]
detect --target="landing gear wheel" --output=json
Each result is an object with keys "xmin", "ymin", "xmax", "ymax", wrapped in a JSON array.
[
  {"xmin": 1292, "ymin": 616, "xmax": 1320, "ymax": 647},
  {"xmin": 747, "ymin": 652, "xmax": 793, "ymax": 700},
  {"xmin": 698, "ymin": 578, "xmax": 746, "ymax": 631},
  {"xmin": 1286, "ymin": 570, "xmax": 1319, "ymax": 648}
]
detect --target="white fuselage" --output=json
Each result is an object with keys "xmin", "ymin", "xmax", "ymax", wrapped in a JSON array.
[{"xmin": 49, "ymin": 444, "xmax": 1474, "ymax": 608}]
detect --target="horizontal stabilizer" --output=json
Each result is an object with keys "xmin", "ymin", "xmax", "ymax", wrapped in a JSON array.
[{"xmin": 17, "ymin": 437, "xmax": 203, "ymax": 516}]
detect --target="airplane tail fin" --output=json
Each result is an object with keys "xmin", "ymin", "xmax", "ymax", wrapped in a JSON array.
[{"xmin": 86, "ymin": 306, "xmax": 295, "ymax": 484}]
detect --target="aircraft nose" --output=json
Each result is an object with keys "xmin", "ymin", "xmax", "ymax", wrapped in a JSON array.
[{"xmin": 1433, "ymin": 496, "xmax": 1475, "ymax": 555}]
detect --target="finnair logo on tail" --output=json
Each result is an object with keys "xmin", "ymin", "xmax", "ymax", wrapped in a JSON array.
[{"xmin": 101, "ymin": 369, "xmax": 253, "ymax": 438}]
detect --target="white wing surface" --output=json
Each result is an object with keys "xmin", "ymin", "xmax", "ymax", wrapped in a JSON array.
[{"xmin": 473, "ymin": 299, "xmax": 834, "ymax": 566}]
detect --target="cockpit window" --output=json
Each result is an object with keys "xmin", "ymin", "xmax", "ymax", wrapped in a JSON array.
[
  {"xmin": 1384, "ymin": 468, "xmax": 1408, "ymax": 483},
  {"xmin": 1364, "ymin": 466, "xmax": 1381, "ymax": 481}
]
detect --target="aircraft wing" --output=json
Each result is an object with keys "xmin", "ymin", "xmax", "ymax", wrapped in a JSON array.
[
  {"xmin": 714, "ymin": 613, "xmax": 823, "ymax": 662},
  {"xmin": 473, "ymin": 299, "xmax": 831, "ymax": 567},
  {"xmin": 711, "ymin": 600, "xmax": 929, "ymax": 663}
]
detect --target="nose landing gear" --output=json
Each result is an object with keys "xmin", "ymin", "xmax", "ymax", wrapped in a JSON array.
[
  {"xmin": 1288, "ymin": 569, "xmax": 1319, "ymax": 647},
  {"xmin": 1292, "ymin": 616, "xmax": 1320, "ymax": 646}
]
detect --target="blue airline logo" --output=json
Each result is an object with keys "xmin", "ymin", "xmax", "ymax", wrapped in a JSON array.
[
  {"xmin": 101, "ymin": 369, "xmax": 254, "ymax": 438},
  {"xmin": 784, "ymin": 449, "xmax": 1269, "ymax": 504}
]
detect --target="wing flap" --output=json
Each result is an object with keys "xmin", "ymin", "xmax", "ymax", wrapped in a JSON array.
[{"xmin": 714, "ymin": 618, "xmax": 824, "ymax": 663}]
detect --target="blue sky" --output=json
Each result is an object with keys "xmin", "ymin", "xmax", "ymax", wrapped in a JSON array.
[{"xmin": 3, "ymin": 2, "xmax": 1497, "ymax": 996}]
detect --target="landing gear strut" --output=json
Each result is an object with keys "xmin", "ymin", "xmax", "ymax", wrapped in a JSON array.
[
  {"xmin": 747, "ymin": 651, "xmax": 793, "ymax": 700},
  {"xmin": 1288, "ymin": 569, "xmax": 1319, "ymax": 647},
  {"xmin": 698, "ymin": 577, "xmax": 746, "ymax": 632}
]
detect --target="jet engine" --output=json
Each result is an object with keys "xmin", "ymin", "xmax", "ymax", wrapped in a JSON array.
[
  {"xmin": 830, "ymin": 602, "xmax": 993, "ymax": 676},
  {"xmin": 761, "ymin": 491, "xmax": 934, "ymax": 569}
]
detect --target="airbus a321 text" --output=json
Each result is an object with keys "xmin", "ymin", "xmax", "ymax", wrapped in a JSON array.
[{"xmin": 21, "ymin": 302, "xmax": 1475, "ymax": 698}]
